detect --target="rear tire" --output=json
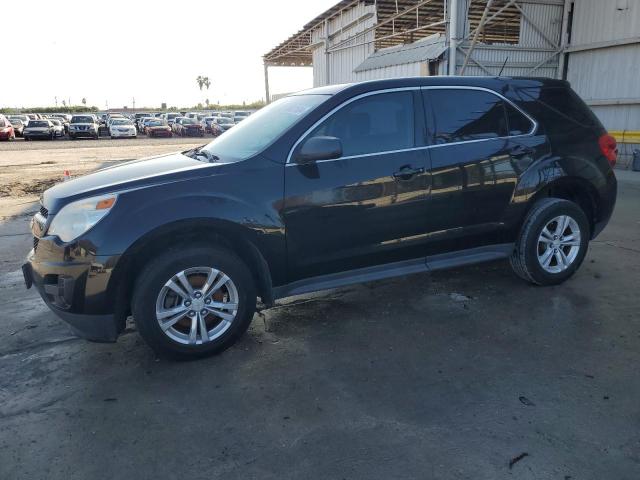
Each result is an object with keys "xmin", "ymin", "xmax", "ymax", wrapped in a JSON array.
[
  {"xmin": 132, "ymin": 245, "xmax": 257, "ymax": 359},
  {"xmin": 510, "ymin": 198, "xmax": 590, "ymax": 286}
]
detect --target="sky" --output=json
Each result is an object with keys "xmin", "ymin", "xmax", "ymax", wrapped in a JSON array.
[{"xmin": 0, "ymin": 0, "xmax": 337, "ymax": 109}]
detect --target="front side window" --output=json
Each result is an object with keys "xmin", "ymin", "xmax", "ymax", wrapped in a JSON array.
[
  {"xmin": 306, "ymin": 91, "xmax": 415, "ymax": 157},
  {"xmin": 202, "ymin": 94, "xmax": 328, "ymax": 162},
  {"xmin": 427, "ymin": 89, "xmax": 507, "ymax": 144}
]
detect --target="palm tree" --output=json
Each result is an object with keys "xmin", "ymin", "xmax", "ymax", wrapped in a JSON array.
[
  {"xmin": 82, "ymin": 97, "xmax": 87, "ymax": 106},
  {"xmin": 196, "ymin": 76, "xmax": 205, "ymax": 91},
  {"xmin": 203, "ymin": 77, "xmax": 211, "ymax": 91}
]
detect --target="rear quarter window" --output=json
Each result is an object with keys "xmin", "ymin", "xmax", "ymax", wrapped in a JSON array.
[{"xmin": 515, "ymin": 87, "xmax": 602, "ymax": 133}]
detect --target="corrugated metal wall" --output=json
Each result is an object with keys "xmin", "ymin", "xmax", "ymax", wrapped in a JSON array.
[
  {"xmin": 459, "ymin": 1, "xmax": 563, "ymax": 77},
  {"xmin": 311, "ymin": 2, "xmax": 377, "ymax": 86},
  {"xmin": 354, "ymin": 62, "xmax": 424, "ymax": 81},
  {"xmin": 566, "ymin": 0, "xmax": 640, "ymax": 167}
]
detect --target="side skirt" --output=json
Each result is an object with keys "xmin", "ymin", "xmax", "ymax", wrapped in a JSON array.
[{"xmin": 272, "ymin": 243, "xmax": 514, "ymax": 300}]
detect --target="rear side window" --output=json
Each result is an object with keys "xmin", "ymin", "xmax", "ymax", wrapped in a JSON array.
[
  {"xmin": 308, "ymin": 91, "xmax": 415, "ymax": 157},
  {"xmin": 505, "ymin": 102, "xmax": 533, "ymax": 136},
  {"xmin": 426, "ymin": 89, "xmax": 507, "ymax": 144},
  {"xmin": 425, "ymin": 89, "xmax": 533, "ymax": 144}
]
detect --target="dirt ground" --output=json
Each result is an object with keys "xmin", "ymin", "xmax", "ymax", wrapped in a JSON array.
[{"xmin": 0, "ymin": 140, "xmax": 639, "ymax": 479}]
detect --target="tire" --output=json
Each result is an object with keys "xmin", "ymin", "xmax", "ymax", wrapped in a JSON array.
[
  {"xmin": 132, "ymin": 245, "xmax": 257, "ymax": 359},
  {"xmin": 510, "ymin": 198, "xmax": 590, "ymax": 286}
]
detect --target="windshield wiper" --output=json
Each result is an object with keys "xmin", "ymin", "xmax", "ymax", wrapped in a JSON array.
[{"xmin": 184, "ymin": 145, "xmax": 219, "ymax": 162}]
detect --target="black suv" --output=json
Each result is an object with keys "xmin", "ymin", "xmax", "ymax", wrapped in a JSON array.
[{"xmin": 23, "ymin": 77, "xmax": 617, "ymax": 358}]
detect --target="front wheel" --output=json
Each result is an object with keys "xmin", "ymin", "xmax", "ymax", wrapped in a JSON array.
[
  {"xmin": 132, "ymin": 246, "xmax": 257, "ymax": 359},
  {"xmin": 510, "ymin": 198, "xmax": 590, "ymax": 286}
]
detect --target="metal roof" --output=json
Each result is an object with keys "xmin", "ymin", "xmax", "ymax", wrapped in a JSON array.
[
  {"xmin": 354, "ymin": 34, "xmax": 447, "ymax": 72},
  {"xmin": 264, "ymin": 0, "xmax": 524, "ymax": 65}
]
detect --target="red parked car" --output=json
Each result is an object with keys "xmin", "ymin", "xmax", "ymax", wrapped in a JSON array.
[
  {"xmin": 174, "ymin": 118, "xmax": 204, "ymax": 137},
  {"xmin": 0, "ymin": 114, "xmax": 15, "ymax": 141},
  {"xmin": 145, "ymin": 119, "xmax": 172, "ymax": 138}
]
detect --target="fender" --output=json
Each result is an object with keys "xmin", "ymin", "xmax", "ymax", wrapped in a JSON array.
[{"xmin": 506, "ymin": 153, "xmax": 613, "ymax": 234}]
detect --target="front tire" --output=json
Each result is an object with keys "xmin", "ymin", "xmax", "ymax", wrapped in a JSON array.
[
  {"xmin": 132, "ymin": 246, "xmax": 257, "ymax": 359},
  {"xmin": 510, "ymin": 198, "xmax": 590, "ymax": 286}
]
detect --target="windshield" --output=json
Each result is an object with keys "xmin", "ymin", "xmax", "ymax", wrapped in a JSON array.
[
  {"xmin": 71, "ymin": 116, "xmax": 93, "ymax": 123},
  {"xmin": 201, "ymin": 94, "xmax": 328, "ymax": 162},
  {"xmin": 50, "ymin": 119, "xmax": 61, "ymax": 126},
  {"xmin": 113, "ymin": 119, "xmax": 132, "ymax": 125},
  {"xmin": 182, "ymin": 118, "xmax": 197, "ymax": 125},
  {"xmin": 167, "ymin": 113, "xmax": 180, "ymax": 119},
  {"xmin": 29, "ymin": 121, "xmax": 49, "ymax": 127},
  {"xmin": 148, "ymin": 120, "xmax": 163, "ymax": 126}
]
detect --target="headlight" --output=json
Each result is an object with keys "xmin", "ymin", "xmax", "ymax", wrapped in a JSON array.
[{"xmin": 47, "ymin": 194, "xmax": 118, "ymax": 242}]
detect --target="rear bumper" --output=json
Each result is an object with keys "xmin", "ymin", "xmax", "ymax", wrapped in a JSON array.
[
  {"xmin": 24, "ymin": 238, "xmax": 122, "ymax": 342},
  {"xmin": 592, "ymin": 170, "xmax": 618, "ymax": 239}
]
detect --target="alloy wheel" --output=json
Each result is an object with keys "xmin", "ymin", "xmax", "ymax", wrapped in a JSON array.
[
  {"xmin": 155, "ymin": 267, "xmax": 239, "ymax": 345},
  {"xmin": 537, "ymin": 215, "xmax": 581, "ymax": 274}
]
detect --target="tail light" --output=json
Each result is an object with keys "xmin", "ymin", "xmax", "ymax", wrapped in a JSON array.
[{"xmin": 598, "ymin": 134, "xmax": 617, "ymax": 167}]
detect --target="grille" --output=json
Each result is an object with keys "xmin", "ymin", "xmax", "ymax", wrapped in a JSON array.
[{"xmin": 39, "ymin": 205, "xmax": 48, "ymax": 218}]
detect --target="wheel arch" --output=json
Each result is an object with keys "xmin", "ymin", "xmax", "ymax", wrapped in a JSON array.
[
  {"xmin": 107, "ymin": 218, "xmax": 275, "ymax": 331},
  {"xmin": 528, "ymin": 176, "xmax": 599, "ymax": 237}
]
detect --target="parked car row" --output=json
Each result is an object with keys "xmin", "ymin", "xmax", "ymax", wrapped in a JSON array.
[{"xmin": 0, "ymin": 110, "xmax": 255, "ymax": 141}]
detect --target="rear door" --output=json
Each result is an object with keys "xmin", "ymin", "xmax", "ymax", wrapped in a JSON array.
[
  {"xmin": 422, "ymin": 87, "xmax": 538, "ymax": 251},
  {"xmin": 282, "ymin": 89, "xmax": 431, "ymax": 282}
]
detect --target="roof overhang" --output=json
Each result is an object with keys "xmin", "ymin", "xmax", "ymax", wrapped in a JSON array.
[{"xmin": 354, "ymin": 33, "xmax": 447, "ymax": 72}]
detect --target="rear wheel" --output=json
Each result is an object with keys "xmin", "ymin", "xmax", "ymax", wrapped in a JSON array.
[
  {"xmin": 510, "ymin": 198, "xmax": 590, "ymax": 286},
  {"xmin": 132, "ymin": 246, "xmax": 257, "ymax": 359}
]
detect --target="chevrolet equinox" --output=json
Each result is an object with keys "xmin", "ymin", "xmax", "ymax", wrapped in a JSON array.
[{"xmin": 23, "ymin": 77, "xmax": 618, "ymax": 358}]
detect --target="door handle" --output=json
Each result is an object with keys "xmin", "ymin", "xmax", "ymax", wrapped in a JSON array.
[
  {"xmin": 510, "ymin": 145, "xmax": 534, "ymax": 157},
  {"xmin": 393, "ymin": 165, "xmax": 425, "ymax": 180}
]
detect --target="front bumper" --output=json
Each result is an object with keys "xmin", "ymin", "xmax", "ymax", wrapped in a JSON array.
[
  {"xmin": 24, "ymin": 236, "xmax": 122, "ymax": 342},
  {"xmin": 183, "ymin": 129, "xmax": 204, "ymax": 137},
  {"xmin": 149, "ymin": 130, "xmax": 172, "ymax": 137},
  {"xmin": 70, "ymin": 129, "xmax": 98, "ymax": 138},
  {"xmin": 111, "ymin": 130, "xmax": 137, "ymax": 137},
  {"xmin": 24, "ymin": 132, "xmax": 52, "ymax": 138}
]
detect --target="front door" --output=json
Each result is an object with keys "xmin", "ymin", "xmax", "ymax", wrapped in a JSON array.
[{"xmin": 282, "ymin": 89, "xmax": 431, "ymax": 282}]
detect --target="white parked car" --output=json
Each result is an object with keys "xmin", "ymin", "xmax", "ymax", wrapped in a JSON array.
[
  {"xmin": 109, "ymin": 118, "xmax": 137, "ymax": 138},
  {"xmin": 49, "ymin": 119, "xmax": 65, "ymax": 137}
]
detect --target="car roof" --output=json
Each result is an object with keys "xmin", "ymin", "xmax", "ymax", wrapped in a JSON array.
[{"xmin": 292, "ymin": 76, "xmax": 569, "ymax": 97}]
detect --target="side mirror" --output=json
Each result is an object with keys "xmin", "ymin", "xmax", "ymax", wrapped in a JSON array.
[{"xmin": 295, "ymin": 136, "xmax": 342, "ymax": 164}]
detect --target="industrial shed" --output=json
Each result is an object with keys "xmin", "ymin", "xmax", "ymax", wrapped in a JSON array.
[{"xmin": 264, "ymin": 0, "xmax": 640, "ymax": 167}]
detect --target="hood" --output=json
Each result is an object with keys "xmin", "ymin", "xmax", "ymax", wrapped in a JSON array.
[
  {"xmin": 42, "ymin": 151, "xmax": 214, "ymax": 213},
  {"xmin": 70, "ymin": 123, "xmax": 95, "ymax": 127}
]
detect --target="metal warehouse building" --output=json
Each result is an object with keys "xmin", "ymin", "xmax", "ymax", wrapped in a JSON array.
[{"xmin": 264, "ymin": 0, "xmax": 640, "ymax": 167}]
